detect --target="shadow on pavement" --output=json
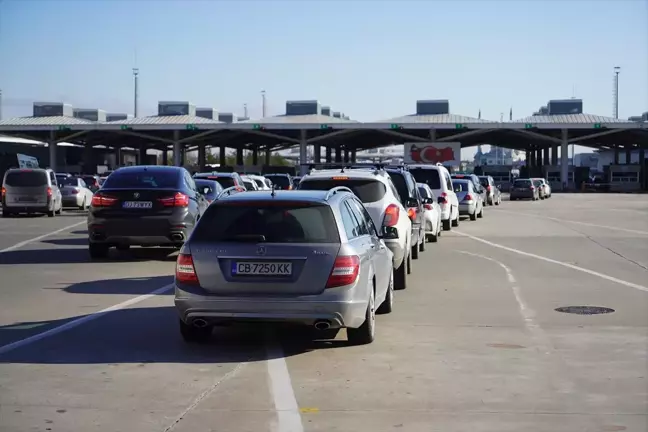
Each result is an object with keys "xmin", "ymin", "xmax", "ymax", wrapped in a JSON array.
[
  {"xmin": 0, "ymin": 246, "xmax": 178, "ymax": 265},
  {"xmin": 53, "ymin": 275, "xmax": 174, "ymax": 295},
  {"xmin": 0, "ymin": 306, "xmax": 349, "ymax": 365},
  {"xmin": 42, "ymin": 238, "xmax": 88, "ymax": 246},
  {"xmin": 71, "ymin": 230, "xmax": 88, "ymax": 235}
]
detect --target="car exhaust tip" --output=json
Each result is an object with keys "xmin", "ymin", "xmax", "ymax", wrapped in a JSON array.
[
  {"xmin": 192, "ymin": 319, "xmax": 209, "ymax": 328},
  {"xmin": 314, "ymin": 320, "xmax": 331, "ymax": 331}
]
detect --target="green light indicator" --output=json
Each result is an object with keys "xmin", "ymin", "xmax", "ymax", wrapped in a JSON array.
[
  {"xmin": 56, "ymin": 125, "xmax": 70, "ymax": 131},
  {"xmin": 320, "ymin": 124, "xmax": 331, "ymax": 130},
  {"xmin": 389, "ymin": 124, "xmax": 402, "ymax": 130},
  {"xmin": 185, "ymin": 124, "xmax": 198, "ymax": 130},
  {"xmin": 252, "ymin": 124, "xmax": 262, "ymax": 130},
  {"xmin": 524, "ymin": 123, "xmax": 534, "ymax": 129},
  {"xmin": 593, "ymin": 123, "xmax": 602, "ymax": 129},
  {"xmin": 455, "ymin": 123, "xmax": 464, "ymax": 129},
  {"xmin": 120, "ymin": 125, "xmax": 131, "ymax": 130}
]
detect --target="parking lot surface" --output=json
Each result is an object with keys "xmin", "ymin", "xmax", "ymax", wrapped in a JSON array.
[{"xmin": 0, "ymin": 194, "xmax": 646, "ymax": 432}]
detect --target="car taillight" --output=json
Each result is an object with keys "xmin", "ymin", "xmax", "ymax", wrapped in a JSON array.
[
  {"xmin": 530, "ymin": 186, "xmax": 535, "ymax": 190},
  {"xmin": 47, "ymin": 187, "xmax": 53, "ymax": 197},
  {"xmin": 325, "ymin": 255, "xmax": 360, "ymax": 289},
  {"xmin": 158, "ymin": 192, "xmax": 190, "ymax": 207},
  {"xmin": 424, "ymin": 204, "xmax": 433, "ymax": 210},
  {"xmin": 288, "ymin": 185, "xmax": 293, "ymax": 190},
  {"xmin": 464, "ymin": 194, "xmax": 473, "ymax": 201},
  {"xmin": 176, "ymin": 253, "xmax": 199, "ymax": 285},
  {"xmin": 438, "ymin": 192, "xmax": 448, "ymax": 204},
  {"xmin": 72, "ymin": 188, "xmax": 80, "ymax": 194},
  {"xmin": 91, "ymin": 193, "xmax": 118, "ymax": 207},
  {"xmin": 487, "ymin": 185, "xmax": 491, "ymax": 192},
  {"xmin": 383, "ymin": 203, "xmax": 400, "ymax": 226},
  {"xmin": 407, "ymin": 207, "xmax": 417, "ymax": 220},
  {"xmin": 1, "ymin": 187, "xmax": 6, "ymax": 198}
]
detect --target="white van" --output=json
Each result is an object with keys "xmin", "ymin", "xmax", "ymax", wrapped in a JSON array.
[
  {"xmin": 1, "ymin": 168, "xmax": 63, "ymax": 217},
  {"xmin": 407, "ymin": 164, "xmax": 460, "ymax": 230}
]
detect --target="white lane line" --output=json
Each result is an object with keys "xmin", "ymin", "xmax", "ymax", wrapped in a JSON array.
[
  {"xmin": 0, "ymin": 284, "xmax": 173, "ymax": 356},
  {"xmin": 454, "ymin": 231, "xmax": 648, "ymax": 293},
  {"xmin": 492, "ymin": 209, "xmax": 648, "ymax": 236},
  {"xmin": 0, "ymin": 220, "xmax": 86, "ymax": 253},
  {"xmin": 265, "ymin": 331, "xmax": 304, "ymax": 432},
  {"xmin": 162, "ymin": 362, "xmax": 247, "ymax": 432}
]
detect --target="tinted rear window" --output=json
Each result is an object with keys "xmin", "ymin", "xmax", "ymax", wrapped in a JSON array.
[
  {"xmin": 193, "ymin": 203, "xmax": 340, "ymax": 243},
  {"xmin": 59, "ymin": 177, "xmax": 79, "ymax": 187},
  {"xmin": 452, "ymin": 181, "xmax": 470, "ymax": 192},
  {"xmin": 253, "ymin": 179, "xmax": 265, "ymax": 188},
  {"xmin": 266, "ymin": 175, "xmax": 291, "ymax": 189},
  {"xmin": 102, "ymin": 170, "xmax": 179, "ymax": 188},
  {"xmin": 82, "ymin": 176, "xmax": 98, "ymax": 185},
  {"xmin": 513, "ymin": 179, "xmax": 532, "ymax": 187},
  {"xmin": 195, "ymin": 175, "xmax": 236, "ymax": 189},
  {"xmin": 299, "ymin": 179, "xmax": 386, "ymax": 203},
  {"xmin": 479, "ymin": 177, "xmax": 490, "ymax": 187},
  {"xmin": 243, "ymin": 180, "xmax": 255, "ymax": 190},
  {"xmin": 409, "ymin": 168, "xmax": 441, "ymax": 190},
  {"xmin": 194, "ymin": 180, "xmax": 221, "ymax": 199},
  {"xmin": 4, "ymin": 171, "xmax": 48, "ymax": 187}
]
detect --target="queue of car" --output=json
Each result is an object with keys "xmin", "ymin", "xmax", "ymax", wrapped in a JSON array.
[{"xmin": 1, "ymin": 164, "xmax": 549, "ymax": 346}]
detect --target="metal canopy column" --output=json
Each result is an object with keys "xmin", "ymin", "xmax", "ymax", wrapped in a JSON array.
[
  {"xmin": 48, "ymin": 131, "xmax": 57, "ymax": 172},
  {"xmin": 343, "ymin": 147, "xmax": 350, "ymax": 163},
  {"xmin": 162, "ymin": 147, "xmax": 168, "ymax": 165},
  {"xmin": 299, "ymin": 130, "xmax": 308, "ymax": 176},
  {"xmin": 265, "ymin": 146, "xmax": 271, "ymax": 166},
  {"xmin": 115, "ymin": 146, "xmax": 122, "ymax": 168},
  {"xmin": 551, "ymin": 144, "xmax": 558, "ymax": 165},
  {"xmin": 138, "ymin": 144, "xmax": 146, "ymax": 165},
  {"xmin": 613, "ymin": 147, "xmax": 619, "ymax": 164},
  {"xmin": 536, "ymin": 147, "xmax": 543, "ymax": 167},
  {"xmin": 351, "ymin": 148, "xmax": 356, "ymax": 163},
  {"xmin": 313, "ymin": 143, "xmax": 321, "ymax": 163},
  {"xmin": 236, "ymin": 148, "xmax": 244, "ymax": 166},
  {"xmin": 543, "ymin": 146, "xmax": 550, "ymax": 167},
  {"xmin": 252, "ymin": 146, "xmax": 259, "ymax": 165},
  {"xmin": 325, "ymin": 146, "xmax": 332, "ymax": 163},
  {"xmin": 334, "ymin": 146, "xmax": 342, "ymax": 163},
  {"xmin": 173, "ymin": 130, "xmax": 182, "ymax": 167},
  {"xmin": 625, "ymin": 145, "xmax": 632, "ymax": 164},
  {"xmin": 560, "ymin": 129, "xmax": 569, "ymax": 190},
  {"xmin": 219, "ymin": 146, "xmax": 226, "ymax": 166},
  {"xmin": 198, "ymin": 143, "xmax": 206, "ymax": 171},
  {"xmin": 82, "ymin": 143, "xmax": 93, "ymax": 174}
]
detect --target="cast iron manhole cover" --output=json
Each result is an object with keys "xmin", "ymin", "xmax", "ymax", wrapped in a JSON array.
[{"xmin": 555, "ymin": 306, "xmax": 615, "ymax": 315}]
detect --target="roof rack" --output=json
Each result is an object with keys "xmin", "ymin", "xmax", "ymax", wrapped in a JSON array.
[{"xmin": 324, "ymin": 186, "xmax": 353, "ymax": 200}]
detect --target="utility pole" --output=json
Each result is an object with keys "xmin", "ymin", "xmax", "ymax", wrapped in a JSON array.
[
  {"xmin": 0, "ymin": 88, "xmax": 3, "ymax": 121},
  {"xmin": 261, "ymin": 90, "xmax": 266, "ymax": 118},
  {"xmin": 133, "ymin": 68, "xmax": 139, "ymax": 117},
  {"xmin": 243, "ymin": 103, "xmax": 248, "ymax": 119},
  {"xmin": 614, "ymin": 67, "xmax": 621, "ymax": 118}
]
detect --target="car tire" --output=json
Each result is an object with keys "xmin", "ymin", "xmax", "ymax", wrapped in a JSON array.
[
  {"xmin": 179, "ymin": 319, "xmax": 212, "ymax": 343},
  {"xmin": 89, "ymin": 243, "xmax": 109, "ymax": 259},
  {"xmin": 394, "ymin": 258, "xmax": 407, "ymax": 290},
  {"xmin": 470, "ymin": 211, "xmax": 477, "ymax": 221},
  {"xmin": 442, "ymin": 219, "xmax": 451, "ymax": 231},
  {"xmin": 1, "ymin": 209, "xmax": 12, "ymax": 218},
  {"xmin": 79, "ymin": 198, "xmax": 86, "ymax": 210},
  {"xmin": 406, "ymin": 251, "xmax": 412, "ymax": 274},
  {"xmin": 377, "ymin": 269, "xmax": 394, "ymax": 315},
  {"xmin": 411, "ymin": 241, "xmax": 419, "ymax": 260},
  {"xmin": 452, "ymin": 214, "xmax": 459, "ymax": 227},
  {"xmin": 347, "ymin": 288, "xmax": 375, "ymax": 345},
  {"xmin": 47, "ymin": 209, "xmax": 55, "ymax": 217},
  {"xmin": 478, "ymin": 207, "xmax": 484, "ymax": 218},
  {"xmin": 495, "ymin": 197, "xmax": 500, "ymax": 206}
]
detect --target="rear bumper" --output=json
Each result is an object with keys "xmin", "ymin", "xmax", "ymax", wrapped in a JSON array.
[
  {"xmin": 62, "ymin": 195, "xmax": 82, "ymax": 207},
  {"xmin": 174, "ymin": 290, "xmax": 368, "ymax": 329},
  {"xmin": 3, "ymin": 204, "xmax": 50, "ymax": 213},
  {"xmin": 511, "ymin": 191, "xmax": 535, "ymax": 199},
  {"xmin": 88, "ymin": 214, "xmax": 192, "ymax": 246},
  {"xmin": 439, "ymin": 204, "xmax": 452, "ymax": 220},
  {"xmin": 458, "ymin": 202, "xmax": 476, "ymax": 215}
]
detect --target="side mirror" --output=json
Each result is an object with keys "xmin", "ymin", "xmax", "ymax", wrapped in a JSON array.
[
  {"xmin": 437, "ymin": 196, "xmax": 445, "ymax": 204},
  {"xmin": 381, "ymin": 226, "xmax": 399, "ymax": 240}
]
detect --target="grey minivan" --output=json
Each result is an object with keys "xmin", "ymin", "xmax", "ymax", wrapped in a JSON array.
[
  {"xmin": 174, "ymin": 187, "xmax": 395, "ymax": 345},
  {"xmin": 1, "ymin": 168, "xmax": 63, "ymax": 217}
]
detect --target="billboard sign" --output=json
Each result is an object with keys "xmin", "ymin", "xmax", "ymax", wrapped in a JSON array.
[
  {"xmin": 17, "ymin": 154, "xmax": 39, "ymax": 168},
  {"xmin": 404, "ymin": 142, "xmax": 461, "ymax": 165}
]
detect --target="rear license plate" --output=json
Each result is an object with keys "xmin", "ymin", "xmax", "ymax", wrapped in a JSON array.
[
  {"xmin": 122, "ymin": 201, "xmax": 152, "ymax": 209},
  {"xmin": 232, "ymin": 262, "xmax": 292, "ymax": 276},
  {"xmin": 16, "ymin": 197, "xmax": 37, "ymax": 202}
]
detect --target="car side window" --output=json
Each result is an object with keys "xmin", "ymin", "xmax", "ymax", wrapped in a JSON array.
[
  {"xmin": 346, "ymin": 200, "xmax": 370, "ymax": 236},
  {"xmin": 339, "ymin": 201, "xmax": 360, "ymax": 239},
  {"xmin": 79, "ymin": 179, "xmax": 87, "ymax": 188},
  {"xmin": 445, "ymin": 173, "xmax": 452, "ymax": 190},
  {"xmin": 351, "ymin": 199, "xmax": 378, "ymax": 237},
  {"xmin": 49, "ymin": 172, "xmax": 56, "ymax": 185},
  {"xmin": 387, "ymin": 178, "xmax": 401, "ymax": 202}
]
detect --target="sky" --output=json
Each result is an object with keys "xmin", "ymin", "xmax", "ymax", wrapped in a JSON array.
[{"xmin": 0, "ymin": 0, "xmax": 646, "ymax": 157}]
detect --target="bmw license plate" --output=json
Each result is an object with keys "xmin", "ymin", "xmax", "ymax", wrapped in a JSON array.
[
  {"xmin": 232, "ymin": 262, "xmax": 292, "ymax": 276},
  {"xmin": 122, "ymin": 201, "xmax": 152, "ymax": 209}
]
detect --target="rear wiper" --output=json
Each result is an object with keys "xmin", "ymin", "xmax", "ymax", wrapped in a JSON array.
[{"xmin": 221, "ymin": 234, "xmax": 267, "ymax": 243}]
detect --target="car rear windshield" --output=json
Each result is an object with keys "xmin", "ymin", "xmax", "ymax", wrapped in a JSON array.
[
  {"xmin": 59, "ymin": 177, "xmax": 79, "ymax": 187},
  {"xmin": 102, "ymin": 170, "xmax": 179, "ymax": 189},
  {"xmin": 387, "ymin": 172, "xmax": 411, "ymax": 201},
  {"xmin": 452, "ymin": 181, "xmax": 470, "ymax": 192},
  {"xmin": 243, "ymin": 180, "xmax": 255, "ymax": 190},
  {"xmin": 194, "ymin": 180, "xmax": 220, "ymax": 199},
  {"xmin": 409, "ymin": 168, "xmax": 441, "ymax": 189},
  {"xmin": 4, "ymin": 170, "xmax": 48, "ymax": 187},
  {"xmin": 253, "ymin": 179, "xmax": 265, "ymax": 188},
  {"xmin": 299, "ymin": 178, "xmax": 386, "ymax": 203},
  {"xmin": 266, "ymin": 175, "xmax": 291, "ymax": 189},
  {"xmin": 514, "ymin": 179, "xmax": 532, "ymax": 187},
  {"xmin": 479, "ymin": 177, "xmax": 490, "ymax": 187},
  {"xmin": 192, "ymin": 203, "xmax": 340, "ymax": 243}
]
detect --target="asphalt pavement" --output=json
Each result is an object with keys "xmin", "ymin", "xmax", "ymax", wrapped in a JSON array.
[{"xmin": 0, "ymin": 194, "xmax": 646, "ymax": 432}]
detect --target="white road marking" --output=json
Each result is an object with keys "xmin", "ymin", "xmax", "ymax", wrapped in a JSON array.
[
  {"xmin": 0, "ymin": 284, "xmax": 173, "ymax": 355},
  {"xmin": 0, "ymin": 220, "xmax": 86, "ymax": 253},
  {"xmin": 162, "ymin": 362, "xmax": 247, "ymax": 432},
  {"xmin": 492, "ymin": 209, "xmax": 648, "ymax": 236},
  {"xmin": 265, "ymin": 331, "xmax": 304, "ymax": 432},
  {"xmin": 454, "ymin": 231, "xmax": 648, "ymax": 293}
]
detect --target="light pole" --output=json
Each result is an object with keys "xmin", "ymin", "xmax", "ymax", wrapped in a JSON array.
[
  {"xmin": 133, "ymin": 68, "xmax": 139, "ymax": 117},
  {"xmin": 261, "ymin": 90, "xmax": 266, "ymax": 118},
  {"xmin": 613, "ymin": 66, "xmax": 621, "ymax": 119}
]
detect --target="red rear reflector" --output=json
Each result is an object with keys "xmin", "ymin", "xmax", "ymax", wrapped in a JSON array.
[
  {"xmin": 407, "ymin": 207, "xmax": 417, "ymax": 220},
  {"xmin": 46, "ymin": 187, "xmax": 53, "ymax": 197},
  {"xmin": 159, "ymin": 192, "xmax": 190, "ymax": 207},
  {"xmin": 424, "ymin": 204, "xmax": 433, "ymax": 210},
  {"xmin": 464, "ymin": 194, "xmax": 473, "ymax": 201},
  {"xmin": 487, "ymin": 185, "xmax": 491, "ymax": 191},
  {"xmin": 72, "ymin": 188, "xmax": 80, "ymax": 194},
  {"xmin": 438, "ymin": 192, "xmax": 448, "ymax": 204},
  {"xmin": 91, "ymin": 193, "xmax": 118, "ymax": 207},
  {"xmin": 383, "ymin": 203, "xmax": 400, "ymax": 226},
  {"xmin": 176, "ymin": 254, "xmax": 199, "ymax": 285},
  {"xmin": 326, "ymin": 255, "xmax": 360, "ymax": 288}
]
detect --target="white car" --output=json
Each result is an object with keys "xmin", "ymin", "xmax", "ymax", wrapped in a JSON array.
[
  {"xmin": 246, "ymin": 174, "xmax": 272, "ymax": 190},
  {"xmin": 416, "ymin": 183, "xmax": 442, "ymax": 243},
  {"xmin": 240, "ymin": 175, "xmax": 260, "ymax": 191},
  {"xmin": 534, "ymin": 178, "xmax": 552, "ymax": 198},
  {"xmin": 407, "ymin": 164, "xmax": 460, "ymax": 230},
  {"xmin": 298, "ymin": 168, "xmax": 413, "ymax": 290}
]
